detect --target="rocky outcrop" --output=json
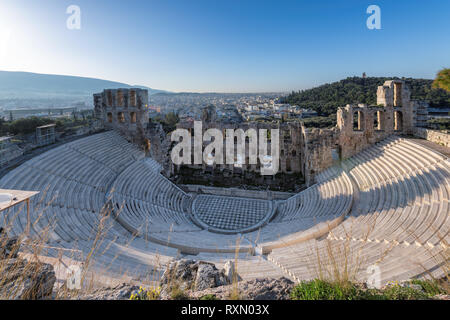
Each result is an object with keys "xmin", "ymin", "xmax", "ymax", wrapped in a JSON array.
[
  {"xmin": 159, "ymin": 259, "xmax": 294, "ymax": 300},
  {"xmin": 71, "ymin": 283, "xmax": 140, "ymax": 300},
  {"xmin": 0, "ymin": 228, "xmax": 19, "ymax": 260},
  {"xmin": 160, "ymin": 259, "xmax": 233, "ymax": 296},
  {"xmin": 190, "ymin": 277, "xmax": 295, "ymax": 300},
  {"xmin": 0, "ymin": 258, "xmax": 56, "ymax": 299}
]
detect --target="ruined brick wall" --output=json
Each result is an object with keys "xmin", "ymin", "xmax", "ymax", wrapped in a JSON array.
[
  {"xmin": 92, "ymin": 79, "xmax": 424, "ymax": 188},
  {"xmin": 301, "ymin": 125, "xmax": 338, "ymax": 186},
  {"xmin": 93, "ymin": 88, "xmax": 149, "ymax": 145},
  {"xmin": 172, "ymin": 120, "xmax": 303, "ymax": 176},
  {"xmin": 376, "ymin": 80, "xmax": 414, "ymax": 134},
  {"xmin": 145, "ymin": 121, "xmax": 173, "ymax": 175},
  {"xmin": 337, "ymin": 80, "xmax": 415, "ymax": 160},
  {"xmin": 301, "ymin": 80, "xmax": 419, "ymax": 184},
  {"xmin": 167, "ymin": 118, "xmax": 305, "ymax": 191},
  {"xmin": 336, "ymin": 104, "xmax": 393, "ymax": 159}
]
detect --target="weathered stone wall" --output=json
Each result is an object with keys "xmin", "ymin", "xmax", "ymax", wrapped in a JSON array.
[
  {"xmin": 413, "ymin": 127, "xmax": 450, "ymax": 147},
  {"xmin": 301, "ymin": 125, "xmax": 338, "ymax": 186},
  {"xmin": 93, "ymin": 88, "xmax": 149, "ymax": 145},
  {"xmin": 169, "ymin": 116, "xmax": 305, "ymax": 191},
  {"xmin": 173, "ymin": 119, "xmax": 303, "ymax": 176},
  {"xmin": 93, "ymin": 79, "xmax": 427, "ymax": 188},
  {"xmin": 336, "ymin": 104, "xmax": 393, "ymax": 159},
  {"xmin": 336, "ymin": 80, "xmax": 416, "ymax": 160}
]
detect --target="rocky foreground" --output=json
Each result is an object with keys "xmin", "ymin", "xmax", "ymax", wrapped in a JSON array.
[
  {"xmin": 0, "ymin": 228, "xmax": 56, "ymax": 300},
  {"xmin": 0, "ymin": 231, "xmax": 448, "ymax": 300}
]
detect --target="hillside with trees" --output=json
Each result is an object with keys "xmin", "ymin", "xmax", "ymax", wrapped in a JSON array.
[{"xmin": 282, "ymin": 77, "xmax": 450, "ymax": 116}]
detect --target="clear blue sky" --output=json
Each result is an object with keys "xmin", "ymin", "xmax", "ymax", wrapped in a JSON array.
[{"xmin": 0, "ymin": 0, "xmax": 449, "ymax": 92}]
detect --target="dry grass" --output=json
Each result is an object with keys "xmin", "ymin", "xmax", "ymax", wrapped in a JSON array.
[
  {"xmin": 0, "ymin": 190, "xmax": 166, "ymax": 300},
  {"xmin": 227, "ymin": 237, "xmax": 242, "ymax": 300},
  {"xmin": 1, "ymin": 164, "xmax": 449, "ymax": 300}
]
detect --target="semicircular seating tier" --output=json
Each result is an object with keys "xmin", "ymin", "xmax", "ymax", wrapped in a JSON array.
[
  {"xmin": 266, "ymin": 136, "xmax": 449, "ymax": 285},
  {"xmin": 0, "ymin": 131, "xmax": 286, "ymax": 283},
  {"xmin": 108, "ymin": 155, "xmax": 353, "ymax": 254},
  {"xmin": 0, "ymin": 131, "xmax": 448, "ymax": 286},
  {"xmin": 0, "ymin": 132, "xmax": 183, "ymax": 282}
]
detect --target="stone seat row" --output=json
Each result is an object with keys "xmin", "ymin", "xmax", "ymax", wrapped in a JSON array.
[
  {"xmin": 267, "ymin": 236, "xmax": 446, "ymax": 285},
  {"xmin": 275, "ymin": 167, "xmax": 353, "ymax": 222},
  {"xmin": 333, "ymin": 166, "xmax": 449, "ymax": 247},
  {"xmin": 110, "ymin": 160, "xmax": 190, "ymax": 213},
  {"xmin": 338, "ymin": 140, "xmax": 449, "ymax": 246},
  {"xmin": 266, "ymin": 137, "xmax": 449, "ymax": 285}
]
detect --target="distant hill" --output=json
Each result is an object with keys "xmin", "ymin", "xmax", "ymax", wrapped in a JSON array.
[
  {"xmin": 0, "ymin": 71, "xmax": 167, "ymax": 108},
  {"xmin": 282, "ymin": 77, "xmax": 450, "ymax": 116}
]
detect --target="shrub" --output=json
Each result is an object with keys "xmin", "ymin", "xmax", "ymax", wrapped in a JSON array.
[
  {"xmin": 170, "ymin": 283, "xmax": 189, "ymax": 300},
  {"xmin": 290, "ymin": 279, "xmax": 431, "ymax": 300},
  {"xmin": 381, "ymin": 282, "xmax": 428, "ymax": 300},
  {"xmin": 290, "ymin": 279, "xmax": 361, "ymax": 300},
  {"xmin": 412, "ymin": 280, "xmax": 445, "ymax": 297},
  {"xmin": 129, "ymin": 286, "xmax": 161, "ymax": 300}
]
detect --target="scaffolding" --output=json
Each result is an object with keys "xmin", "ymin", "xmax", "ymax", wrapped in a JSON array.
[{"xmin": 36, "ymin": 124, "xmax": 56, "ymax": 147}]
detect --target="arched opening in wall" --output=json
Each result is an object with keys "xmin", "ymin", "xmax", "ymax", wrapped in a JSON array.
[
  {"xmin": 373, "ymin": 111, "xmax": 379, "ymax": 130},
  {"xmin": 130, "ymin": 90, "xmax": 137, "ymax": 107},
  {"xmin": 292, "ymin": 150, "xmax": 296, "ymax": 157},
  {"xmin": 374, "ymin": 110, "xmax": 384, "ymax": 131},
  {"xmin": 394, "ymin": 83, "xmax": 402, "ymax": 107},
  {"xmin": 331, "ymin": 147, "xmax": 340, "ymax": 162},
  {"xmin": 394, "ymin": 111, "xmax": 403, "ymax": 131},
  {"xmin": 130, "ymin": 112, "xmax": 136, "ymax": 123},
  {"xmin": 107, "ymin": 91, "xmax": 113, "ymax": 106},
  {"xmin": 118, "ymin": 112, "xmax": 125, "ymax": 123},
  {"xmin": 353, "ymin": 111, "xmax": 364, "ymax": 131},
  {"xmin": 286, "ymin": 159, "xmax": 291, "ymax": 172},
  {"xmin": 117, "ymin": 90, "xmax": 124, "ymax": 107},
  {"xmin": 107, "ymin": 112, "xmax": 113, "ymax": 123}
]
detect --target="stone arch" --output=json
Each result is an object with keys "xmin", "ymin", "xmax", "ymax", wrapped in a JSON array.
[
  {"xmin": 353, "ymin": 110, "xmax": 364, "ymax": 131},
  {"xmin": 117, "ymin": 90, "xmax": 124, "ymax": 107},
  {"xmin": 107, "ymin": 91, "xmax": 113, "ymax": 106},
  {"xmin": 118, "ymin": 112, "xmax": 125, "ymax": 123},
  {"xmin": 394, "ymin": 110, "xmax": 403, "ymax": 131},
  {"xmin": 129, "ymin": 90, "xmax": 137, "ymax": 107},
  {"xmin": 107, "ymin": 112, "xmax": 113, "ymax": 123},
  {"xmin": 130, "ymin": 112, "xmax": 137, "ymax": 123},
  {"xmin": 374, "ymin": 110, "xmax": 385, "ymax": 131},
  {"xmin": 394, "ymin": 82, "xmax": 402, "ymax": 107}
]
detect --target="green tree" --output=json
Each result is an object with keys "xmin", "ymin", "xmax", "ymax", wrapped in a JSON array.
[
  {"xmin": 165, "ymin": 111, "xmax": 179, "ymax": 127},
  {"xmin": 282, "ymin": 77, "xmax": 450, "ymax": 117},
  {"xmin": 432, "ymin": 68, "xmax": 450, "ymax": 92}
]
